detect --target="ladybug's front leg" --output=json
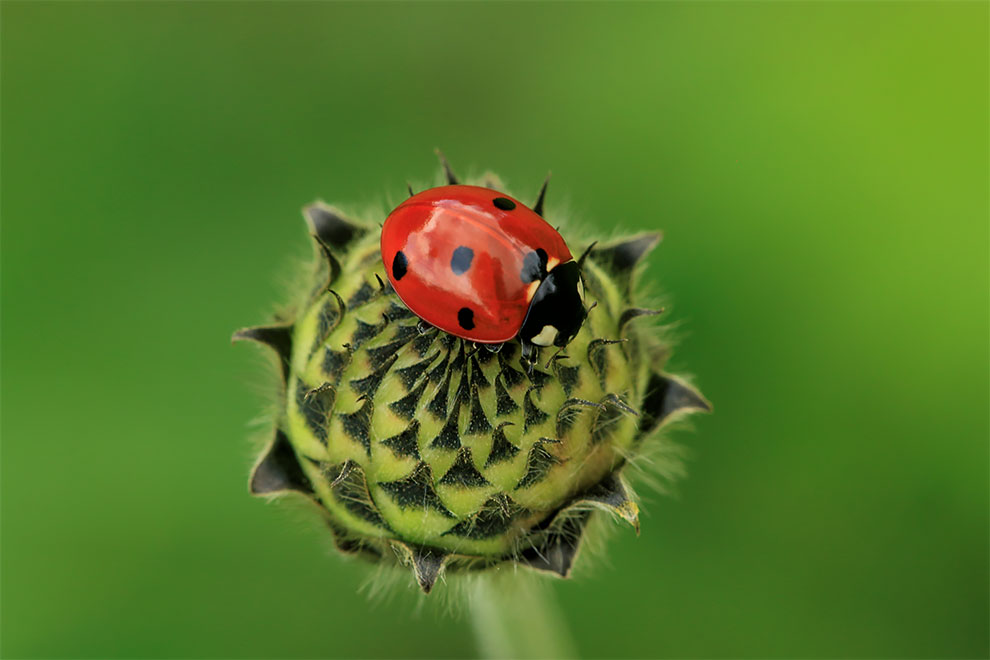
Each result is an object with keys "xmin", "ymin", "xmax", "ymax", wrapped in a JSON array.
[{"xmin": 519, "ymin": 340, "xmax": 539, "ymax": 374}]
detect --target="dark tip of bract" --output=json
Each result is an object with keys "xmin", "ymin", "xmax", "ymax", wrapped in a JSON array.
[
  {"xmin": 518, "ymin": 511, "xmax": 591, "ymax": 577},
  {"xmin": 639, "ymin": 372, "xmax": 712, "ymax": 437},
  {"xmin": 232, "ymin": 323, "xmax": 293, "ymax": 382},
  {"xmin": 618, "ymin": 307, "xmax": 664, "ymax": 335},
  {"xmin": 326, "ymin": 522, "xmax": 384, "ymax": 561},
  {"xmin": 434, "ymin": 149, "xmax": 459, "ymax": 185},
  {"xmin": 249, "ymin": 429, "xmax": 314, "ymax": 496},
  {"xmin": 407, "ymin": 182, "xmax": 416, "ymax": 197},
  {"xmin": 303, "ymin": 202, "xmax": 366, "ymax": 249},
  {"xmin": 576, "ymin": 241, "xmax": 598, "ymax": 270},
  {"xmin": 577, "ymin": 473, "xmax": 640, "ymax": 534},
  {"xmin": 398, "ymin": 544, "xmax": 449, "ymax": 593},
  {"xmin": 312, "ymin": 238, "xmax": 342, "ymax": 290},
  {"xmin": 601, "ymin": 392, "xmax": 638, "ymax": 417},
  {"xmin": 533, "ymin": 172, "xmax": 551, "ymax": 216},
  {"xmin": 591, "ymin": 233, "xmax": 662, "ymax": 273}
]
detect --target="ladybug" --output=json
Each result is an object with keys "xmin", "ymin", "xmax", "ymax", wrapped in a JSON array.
[{"xmin": 380, "ymin": 184, "xmax": 587, "ymax": 356}]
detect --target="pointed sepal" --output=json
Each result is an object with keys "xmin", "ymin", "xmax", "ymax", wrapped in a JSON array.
[
  {"xmin": 518, "ymin": 510, "xmax": 591, "ymax": 577},
  {"xmin": 592, "ymin": 393, "xmax": 638, "ymax": 444},
  {"xmin": 593, "ymin": 232, "xmax": 661, "ymax": 271},
  {"xmin": 618, "ymin": 307, "xmax": 664, "ymax": 335},
  {"xmin": 393, "ymin": 541, "xmax": 449, "ymax": 593},
  {"xmin": 303, "ymin": 202, "xmax": 367, "ymax": 249},
  {"xmin": 312, "ymin": 236, "xmax": 342, "ymax": 290},
  {"xmin": 576, "ymin": 241, "xmax": 598, "ymax": 270},
  {"xmin": 589, "ymin": 233, "xmax": 662, "ymax": 295},
  {"xmin": 577, "ymin": 473, "xmax": 640, "ymax": 533},
  {"xmin": 232, "ymin": 323, "xmax": 293, "ymax": 382},
  {"xmin": 249, "ymin": 429, "xmax": 314, "ymax": 496},
  {"xmin": 532, "ymin": 172, "xmax": 551, "ymax": 216},
  {"xmin": 326, "ymin": 522, "xmax": 384, "ymax": 562},
  {"xmin": 435, "ymin": 149, "xmax": 459, "ymax": 185},
  {"xmin": 639, "ymin": 372, "xmax": 712, "ymax": 436}
]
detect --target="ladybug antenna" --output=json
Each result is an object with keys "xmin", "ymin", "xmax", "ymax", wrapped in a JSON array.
[
  {"xmin": 434, "ymin": 149, "xmax": 459, "ymax": 185},
  {"xmin": 407, "ymin": 182, "xmax": 416, "ymax": 197},
  {"xmin": 577, "ymin": 241, "xmax": 598, "ymax": 270},
  {"xmin": 533, "ymin": 171, "xmax": 551, "ymax": 216}
]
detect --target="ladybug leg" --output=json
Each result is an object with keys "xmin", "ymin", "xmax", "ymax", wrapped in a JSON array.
[
  {"xmin": 519, "ymin": 340, "xmax": 539, "ymax": 374},
  {"xmin": 416, "ymin": 320, "xmax": 435, "ymax": 335},
  {"xmin": 481, "ymin": 342, "xmax": 504, "ymax": 354}
]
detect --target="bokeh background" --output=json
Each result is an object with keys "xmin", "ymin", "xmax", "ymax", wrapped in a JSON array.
[{"xmin": 3, "ymin": 2, "xmax": 987, "ymax": 658}]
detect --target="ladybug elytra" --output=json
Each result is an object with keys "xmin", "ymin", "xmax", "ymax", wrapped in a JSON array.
[{"xmin": 380, "ymin": 184, "xmax": 587, "ymax": 356}]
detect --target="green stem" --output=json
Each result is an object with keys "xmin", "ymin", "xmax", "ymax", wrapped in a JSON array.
[{"xmin": 468, "ymin": 573, "xmax": 578, "ymax": 659}]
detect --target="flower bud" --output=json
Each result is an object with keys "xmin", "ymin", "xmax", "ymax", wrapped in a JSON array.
[{"xmin": 235, "ymin": 167, "xmax": 709, "ymax": 593}]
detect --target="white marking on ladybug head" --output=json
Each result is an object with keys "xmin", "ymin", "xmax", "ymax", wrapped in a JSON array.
[
  {"xmin": 546, "ymin": 256, "xmax": 560, "ymax": 272},
  {"xmin": 530, "ymin": 325, "xmax": 559, "ymax": 347}
]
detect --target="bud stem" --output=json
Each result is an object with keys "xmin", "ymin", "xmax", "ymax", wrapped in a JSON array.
[{"xmin": 468, "ymin": 573, "xmax": 577, "ymax": 659}]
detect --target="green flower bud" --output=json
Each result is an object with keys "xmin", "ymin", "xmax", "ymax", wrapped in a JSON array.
[{"xmin": 234, "ymin": 164, "xmax": 709, "ymax": 593}]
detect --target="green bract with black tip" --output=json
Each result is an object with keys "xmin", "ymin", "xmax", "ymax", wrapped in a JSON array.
[{"xmin": 234, "ymin": 163, "xmax": 709, "ymax": 593}]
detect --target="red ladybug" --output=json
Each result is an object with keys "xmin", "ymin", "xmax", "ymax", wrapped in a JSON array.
[{"xmin": 380, "ymin": 185, "xmax": 587, "ymax": 354}]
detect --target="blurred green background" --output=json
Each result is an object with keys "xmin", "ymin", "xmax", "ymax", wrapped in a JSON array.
[{"xmin": 2, "ymin": 2, "xmax": 987, "ymax": 658}]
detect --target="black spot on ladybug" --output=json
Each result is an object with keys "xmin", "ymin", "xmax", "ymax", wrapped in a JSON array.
[
  {"xmin": 458, "ymin": 307, "xmax": 475, "ymax": 330},
  {"xmin": 392, "ymin": 251, "xmax": 408, "ymax": 280},
  {"xmin": 450, "ymin": 246, "xmax": 474, "ymax": 275},
  {"xmin": 492, "ymin": 197, "xmax": 516, "ymax": 211},
  {"xmin": 520, "ymin": 248, "xmax": 549, "ymax": 283}
]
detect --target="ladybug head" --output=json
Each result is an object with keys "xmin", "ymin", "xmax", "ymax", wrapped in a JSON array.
[{"xmin": 519, "ymin": 260, "xmax": 587, "ymax": 349}]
